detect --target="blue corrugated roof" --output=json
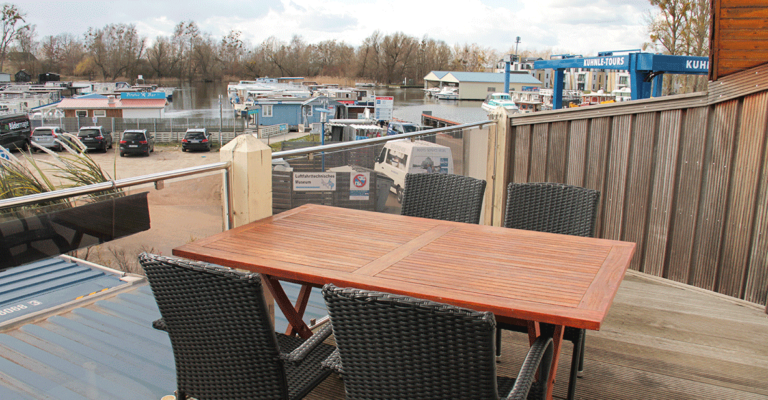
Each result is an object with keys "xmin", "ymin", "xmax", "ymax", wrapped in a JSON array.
[
  {"xmin": 0, "ymin": 258, "xmax": 127, "ymax": 325},
  {"xmin": 0, "ymin": 258, "xmax": 329, "ymax": 399},
  {"xmin": 447, "ymin": 72, "xmax": 542, "ymax": 84},
  {"xmin": 427, "ymin": 71, "xmax": 451, "ymax": 79}
]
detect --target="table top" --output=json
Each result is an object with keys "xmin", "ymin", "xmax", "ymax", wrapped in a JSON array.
[{"xmin": 173, "ymin": 204, "xmax": 635, "ymax": 330}]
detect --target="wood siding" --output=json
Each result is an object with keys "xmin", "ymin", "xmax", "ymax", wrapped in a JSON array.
[
  {"xmin": 711, "ymin": 0, "xmax": 768, "ymax": 80},
  {"xmin": 488, "ymin": 64, "xmax": 768, "ymax": 307}
]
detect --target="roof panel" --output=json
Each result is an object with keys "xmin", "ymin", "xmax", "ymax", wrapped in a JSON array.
[{"xmin": 446, "ymin": 71, "xmax": 542, "ymax": 84}]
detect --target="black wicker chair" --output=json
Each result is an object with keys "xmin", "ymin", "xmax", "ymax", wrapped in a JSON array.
[
  {"xmin": 321, "ymin": 284, "xmax": 554, "ymax": 400},
  {"xmin": 501, "ymin": 182, "xmax": 600, "ymax": 400},
  {"xmin": 139, "ymin": 253, "xmax": 336, "ymax": 400},
  {"xmin": 400, "ymin": 173, "xmax": 487, "ymax": 224}
]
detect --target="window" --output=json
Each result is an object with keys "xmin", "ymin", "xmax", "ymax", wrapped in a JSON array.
[
  {"xmin": 619, "ymin": 76, "xmax": 629, "ymax": 86},
  {"xmin": 487, "ymin": 87, "xmax": 496, "ymax": 92},
  {"xmin": 76, "ymin": 110, "xmax": 87, "ymax": 118},
  {"xmin": 263, "ymin": 105, "xmax": 273, "ymax": 117},
  {"xmin": 93, "ymin": 110, "xmax": 106, "ymax": 117},
  {"xmin": 386, "ymin": 152, "xmax": 408, "ymax": 171},
  {"xmin": 306, "ymin": 106, "xmax": 313, "ymax": 117}
]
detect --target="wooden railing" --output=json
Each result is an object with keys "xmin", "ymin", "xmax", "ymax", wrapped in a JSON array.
[{"xmin": 485, "ymin": 63, "xmax": 768, "ymax": 310}]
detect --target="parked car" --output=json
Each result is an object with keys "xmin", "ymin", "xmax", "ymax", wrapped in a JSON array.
[
  {"xmin": 0, "ymin": 113, "xmax": 31, "ymax": 152},
  {"xmin": 119, "ymin": 129, "xmax": 154, "ymax": 157},
  {"xmin": 181, "ymin": 128, "xmax": 210, "ymax": 152},
  {"xmin": 77, "ymin": 126, "xmax": 112, "ymax": 152},
  {"xmin": 31, "ymin": 126, "xmax": 67, "ymax": 152},
  {"xmin": 387, "ymin": 121, "xmax": 422, "ymax": 136}
]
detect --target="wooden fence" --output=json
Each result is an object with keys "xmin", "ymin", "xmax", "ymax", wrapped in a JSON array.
[{"xmin": 486, "ymin": 63, "xmax": 768, "ymax": 308}]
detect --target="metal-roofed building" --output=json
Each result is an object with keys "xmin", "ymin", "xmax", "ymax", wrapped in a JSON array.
[
  {"xmin": 0, "ymin": 256, "xmax": 328, "ymax": 399},
  {"xmin": 423, "ymin": 71, "xmax": 543, "ymax": 100}
]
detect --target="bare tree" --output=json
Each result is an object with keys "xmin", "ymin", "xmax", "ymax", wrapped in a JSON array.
[
  {"xmin": 84, "ymin": 23, "xmax": 146, "ymax": 80},
  {"xmin": 0, "ymin": 3, "xmax": 28, "ymax": 72},
  {"xmin": 146, "ymin": 36, "xmax": 180, "ymax": 78},
  {"xmin": 219, "ymin": 30, "xmax": 245, "ymax": 77},
  {"xmin": 12, "ymin": 23, "xmax": 36, "ymax": 74}
]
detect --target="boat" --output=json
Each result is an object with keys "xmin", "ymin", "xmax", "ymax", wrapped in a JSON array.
[
  {"xmin": 481, "ymin": 93, "xmax": 519, "ymax": 113},
  {"xmin": 434, "ymin": 87, "xmax": 458, "ymax": 100},
  {"xmin": 423, "ymin": 87, "xmax": 441, "ymax": 97}
]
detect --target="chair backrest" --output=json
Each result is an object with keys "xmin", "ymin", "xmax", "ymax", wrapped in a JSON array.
[
  {"xmin": 322, "ymin": 284, "xmax": 500, "ymax": 400},
  {"xmin": 505, "ymin": 182, "xmax": 600, "ymax": 237},
  {"xmin": 401, "ymin": 173, "xmax": 486, "ymax": 224},
  {"xmin": 139, "ymin": 253, "xmax": 290, "ymax": 400}
]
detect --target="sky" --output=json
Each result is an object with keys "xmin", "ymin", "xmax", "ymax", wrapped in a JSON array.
[{"xmin": 21, "ymin": 0, "xmax": 656, "ymax": 56}]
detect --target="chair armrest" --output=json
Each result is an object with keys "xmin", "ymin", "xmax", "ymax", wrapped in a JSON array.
[
  {"xmin": 320, "ymin": 348, "xmax": 343, "ymax": 373},
  {"xmin": 504, "ymin": 335, "xmax": 554, "ymax": 400},
  {"xmin": 281, "ymin": 322, "xmax": 334, "ymax": 364},
  {"xmin": 152, "ymin": 318, "xmax": 167, "ymax": 331}
]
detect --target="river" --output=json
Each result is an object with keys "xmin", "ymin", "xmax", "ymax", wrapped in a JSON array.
[{"xmin": 164, "ymin": 82, "xmax": 490, "ymax": 124}]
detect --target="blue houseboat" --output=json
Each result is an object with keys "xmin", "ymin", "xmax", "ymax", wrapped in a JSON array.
[{"xmin": 247, "ymin": 96, "xmax": 347, "ymax": 131}]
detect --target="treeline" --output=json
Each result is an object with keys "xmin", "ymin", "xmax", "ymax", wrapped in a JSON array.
[{"xmin": 5, "ymin": 4, "xmax": 502, "ymax": 84}]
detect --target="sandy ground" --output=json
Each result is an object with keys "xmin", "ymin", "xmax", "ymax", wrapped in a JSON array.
[{"xmin": 23, "ymin": 145, "xmax": 227, "ymax": 273}]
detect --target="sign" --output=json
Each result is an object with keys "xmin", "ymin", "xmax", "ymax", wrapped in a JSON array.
[
  {"xmin": 349, "ymin": 172, "xmax": 370, "ymax": 200},
  {"xmin": 247, "ymin": 108, "xmax": 260, "ymax": 115},
  {"xmin": 293, "ymin": 172, "xmax": 336, "ymax": 191},
  {"xmin": 120, "ymin": 92, "xmax": 167, "ymax": 99},
  {"xmin": 92, "ymin": 116, "xmax": 98, "ymax": 124},
  {"xmin": 0, "ymin": 148, "xmax": 10, "ymax": 162},
  {"xmin": 374, "ymin": 96, "xmax": 394, "ymax": 121}
]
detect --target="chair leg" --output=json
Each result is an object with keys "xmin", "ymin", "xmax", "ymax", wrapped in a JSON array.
[
  {"xmin": 566, "ymin": 330, "xmax": 584, "ymax": 400},
  {"xmin": 578, "ymin": 332, "xmax": 585, "ymax": 376},
  {"xmin": 496, "ymin": 326, "xmax": 502, "ymax": 358}
]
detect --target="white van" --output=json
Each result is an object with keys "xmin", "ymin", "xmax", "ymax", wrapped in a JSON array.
[{"xmin": 374, "ymin": 140, "xmax": 454, "ymax": 203}]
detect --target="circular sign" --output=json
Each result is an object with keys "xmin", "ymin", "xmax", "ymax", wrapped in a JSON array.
[{"xmin": 353, "ymin": 174, "xmax": 367, "ymax": 188}]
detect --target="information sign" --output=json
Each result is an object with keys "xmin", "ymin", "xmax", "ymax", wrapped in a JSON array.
[
  {"xmin": 120, "ymin": 92, "xmax": 167, "ymax": 99},
  {"xmin": 374, "ymin": 96, "xmax": 394, "ymax": 121},
  {"xmin": 349, "ymin": 172, "xmax": 370, "ymax": 200},
  {"xmin": 293, "ymin": 172, "xmax": 336, "ymax": 191}
]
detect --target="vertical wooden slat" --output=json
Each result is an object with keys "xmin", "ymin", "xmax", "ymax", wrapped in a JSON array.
[
  {"xmin": 566, "ymin": 120, "xmax": 589, "ymax": 187},
  {"xmin": 667, "ymin": 107, "xmax": 709, "ymax": 283},
  {"xmin": 584, "ymin": 117, "xmax": 611, "ymax": 237},
  {"xmin": 623, "ymin": 113, "xmax": 657, "ymax": 271},
  {"xmin": 529, "ymin": 124, "xmax": 549, "ymax": 182},
  {"xmin": 513, "ymin": 125, "xmax": 531, "ymax": 183},
  {"xmin": 691, "ymin": 100, "xmax": 739, "ymax": 290},
  {"xmin": 546, "ymin": 121, "xmax": 569, "ymax": 183},
  {"xmin": 603, "ymin": 115, "xmax": 632, "ymax": 240},
  {"xmin": 718, "ymin": 91, "xmax": 768, "ymax": 297},
  {"xmin": 745, "ymin": 119, "xmax": 768, "ymax": 304},
  {"xmin": 643, "ymin": 110, "xmax": 683, "ymax": 277}
]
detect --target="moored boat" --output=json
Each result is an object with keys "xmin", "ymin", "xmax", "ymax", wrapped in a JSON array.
[{"xmin": 481, "ymin": 93, "xmax": 519, "ymax": 113}]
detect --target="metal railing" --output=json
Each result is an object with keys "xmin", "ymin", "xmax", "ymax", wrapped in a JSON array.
[
  {"xmin": 272, "ymin": 120, "xmax": 493, "ymax": 159},
  {"xmin": 0, "ymin": 120, "xmax": 493, "ymax": 229},
  {"xmin": 0, "ymin": 162, "xmax": 232, "ymax": 229}
]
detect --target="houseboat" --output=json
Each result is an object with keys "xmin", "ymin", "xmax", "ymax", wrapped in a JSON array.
[{"xmin": 481, "ymin": 93, "xmax": 519, "ymax": 113}]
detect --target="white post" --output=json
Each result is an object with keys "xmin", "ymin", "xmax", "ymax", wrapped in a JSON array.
[{"xmin": 219, "ymin": 134, "xmax": 275, "ymax": 319}]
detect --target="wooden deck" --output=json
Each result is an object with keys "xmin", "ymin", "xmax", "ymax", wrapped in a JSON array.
[{"xmin": 306, "ymin": 270, "xmax": 768, "ymax": 400}]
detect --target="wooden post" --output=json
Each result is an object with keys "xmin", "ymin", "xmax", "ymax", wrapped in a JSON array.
[
  {"xmin": 219, "ymin": 134, "xmax": 275, "ymax": 318},
  {"xmin": 484, "ymin": 109, "xmax": 513, "ymax": 227}
]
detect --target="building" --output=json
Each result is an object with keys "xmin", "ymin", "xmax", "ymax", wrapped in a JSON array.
[
  {"xmin": 248, "ymin": 96, "xmax": 346, "ymax": 130},
  {"xmin": 56, "ymin": 93, "xmax": 168, "ymax": 118},
  {"xmin": 423, "ymin": 71, "xmax": 543, "ymax": 100},
  {"xmin": 14, "ymin": 70, "xmax": 31, "ymax": 83}
]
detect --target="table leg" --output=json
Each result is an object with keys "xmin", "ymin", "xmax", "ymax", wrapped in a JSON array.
[
  {"xmin": 261, "ymin": 275, "xmax": 313, "ymax": 339},
  {"xmin": 545, "ymin": 325, "xmax": 564, "ymax": 400},
  {"xmin": 286, "ymin": 284, "xmax": 313, "ymax": 336}
]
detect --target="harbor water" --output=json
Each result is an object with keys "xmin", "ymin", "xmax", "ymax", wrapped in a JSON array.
[{"xmin": 165, "ymin": 83, "xmax": 489, "ymax": 125}]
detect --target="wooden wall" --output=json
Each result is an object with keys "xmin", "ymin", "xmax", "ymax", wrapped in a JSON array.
[
  {"xmin": 487, "ymin": 63, "xmax": 768, "ymax": 307},
  {"xmin": 710, "ymin": 0, "xmax": 768, "ymax": 80}
]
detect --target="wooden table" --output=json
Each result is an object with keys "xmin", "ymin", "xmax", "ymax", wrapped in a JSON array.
[{"xmin": 174, "ymin": 204, "xmax": 635, "ymax": 400}]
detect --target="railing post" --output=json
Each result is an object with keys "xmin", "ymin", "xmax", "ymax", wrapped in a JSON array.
[
  {"xmin": 219, "ymin": 134, "xmax": 275, "ymax": 319},
  {"xmin": 484, "ymin": 109, "xmax": 512, "ymax": 227}
]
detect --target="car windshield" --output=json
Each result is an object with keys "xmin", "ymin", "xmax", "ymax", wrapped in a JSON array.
[
  {"xmin": 123, "ymin": 132, "xmax": 145, "ymax": 141},
  {"xmin": 402, "ymin": 125, "xmax": 419, "ymax": 133},
  {"xmin": 33, "ymin": 129, "xmax": 53, "ymax": 136},
  {"xmin": 186, "ymin": 132, "xmax": 206, "ymax": 139},
  {"xmin": 78, "ymin": 129, "xmax": 100, "ymax": 137}
]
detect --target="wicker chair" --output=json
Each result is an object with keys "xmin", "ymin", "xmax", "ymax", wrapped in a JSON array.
[
  {"xmin": 139, "ymin": 253, "xmax": 336, "ymax": 400},
  {"xmin": 501, "ymin": 182, "xmax": 600, "ymax": 400},
  {"xmin": 400, "ymin": 173, "xmax": 487, "ymax": 224},
  {"xmin": 321, "ymin": 284, "xmax": 554, "ymax": 400}
]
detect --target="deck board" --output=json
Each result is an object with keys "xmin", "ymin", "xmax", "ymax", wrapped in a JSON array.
[{"xmin": 305, "ymin": 271, "xmax": 768, "ymax": 399}]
